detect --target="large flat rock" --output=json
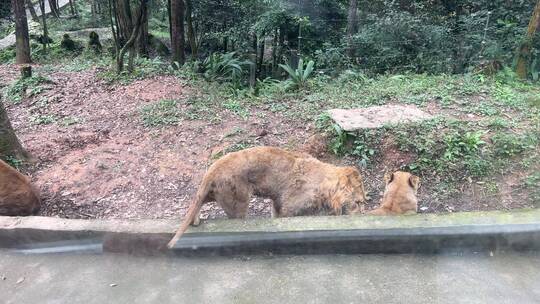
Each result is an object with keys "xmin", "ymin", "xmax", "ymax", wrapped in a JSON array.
[{"xmin": 328, "ymin": 104, "xmax": 434, "ymax": 131}]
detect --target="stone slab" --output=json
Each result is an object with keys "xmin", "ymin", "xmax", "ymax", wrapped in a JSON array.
[{"xmin": 328, "ymin": 104, "xmax": 434, "ymax": 131}]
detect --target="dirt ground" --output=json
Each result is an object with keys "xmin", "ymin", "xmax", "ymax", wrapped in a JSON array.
[{"xmin": 1, "ymin": 64, "xmax": 535, "ymax": 220}]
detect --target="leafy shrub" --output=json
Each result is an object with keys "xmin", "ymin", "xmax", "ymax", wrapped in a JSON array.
[
  {"xmin": 4, "ymin": 75, "xmax": 51, "ymax": 103},
  {"xmin": 328, "ymin": 124, "xmax": 378, "ymax": 167},
  {"xmin": 351, "ymin": 11, "xmax": 453, "ymax": 73},
  {"xmin": 279, "ymin": 58, "xmax": 315, "ymax": 90},
  {"xmin": 492, "ymin": 133, "xmax": 538, "ymax": 157},
  {"xmin": 443, "ymin": 131, "xmax": 486, "ymax": 162},
  {"xmin": 313, "ymin": 43, "xmax": 351, "ymax": 74},
  {"xmin": 201, "ymin": 52, "xmax": 251, "ymax": 84},
  {"xmin": 0, "ymin": 46, "xmax": 15, "ymax": 64}
]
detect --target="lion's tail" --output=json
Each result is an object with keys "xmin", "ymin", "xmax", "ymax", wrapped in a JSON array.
[{"xmin": 167, "ymin": 175, "xmax": 212, "ymax": 249}]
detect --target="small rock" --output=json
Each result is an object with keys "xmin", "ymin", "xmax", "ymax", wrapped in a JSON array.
[
  {"xmin": 1, "ymin": 274, "xmax": 6, "ymax": 280},
  {"xmin": 257, "ymin": 130, "xmax": 268, "ymax": 137},
  {"xmin": 109, "ymin": 283, "xmax": 117, "ymax": 287},
  {"xmin": 16, "ymin": 277, "xmax": 25, "ymax": 284}
]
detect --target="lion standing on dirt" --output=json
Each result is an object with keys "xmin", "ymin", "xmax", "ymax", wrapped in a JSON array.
[{"xmin": 167, "ymin": 146, "xmax": 367, "ymax": 248}]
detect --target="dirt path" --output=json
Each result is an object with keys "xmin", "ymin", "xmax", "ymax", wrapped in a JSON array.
[{"xmin": 0, "ymin": 0, "xmax": 71, "ymax": 50}]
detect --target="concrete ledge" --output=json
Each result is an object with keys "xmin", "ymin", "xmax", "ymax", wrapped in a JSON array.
[{"xmin": 1, "ymin": 209, "xmax": 540, "ymax": 256}]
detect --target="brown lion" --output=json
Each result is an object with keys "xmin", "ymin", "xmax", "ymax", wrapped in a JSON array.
[
  {"xmin": 167, "ymin": 146, "xmax": 367, "ymax": 248},
  {"xmin": 368, "ymin": 171, "xmax": 420, "ymax": 215},
  {"xmin": 0, "ymin": 159, "xmax": 41, "ymax": 216}
]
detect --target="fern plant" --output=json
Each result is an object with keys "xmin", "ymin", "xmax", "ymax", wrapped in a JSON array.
[
  {"xmin": 278, "ymin": 58, "xmax": 315, "ymax": 90},
  {"xmin": 202, "ymin": 52, "xmax": 251, "ymax": 84}
]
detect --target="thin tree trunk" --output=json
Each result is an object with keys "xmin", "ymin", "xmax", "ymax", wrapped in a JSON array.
[
  {"xmin": 108, "ymin": 0, "xmax": 119, "ymax": 51},
  {"xmin": 116, "ymin": 0, "xmax": 146, "ymax": 73},
  {"xmin": 0, "ymin": 101, "xmax": 29, "ymax": 160},
  {"xmin": 271, "ymin": 28, "xmax": 278, "ymax": 76},
  {"xmin": 170, "ymin": 0, "xmax": 185, "ymax": 67},
  {"xmin": 39, "ymin": 0, "xmax": 48, "ymax": 52},
  {"xmin": 185, "ymin": 0, "xmax": 197, "ymax": 57},
  {"xmin": 167, "ymin": 0, "xmax": 172, "ymax": 40},
  {"xmin": 25, "ymin": 0, "xmax": 39, "ymax": 21},
  {"xmin": 68, "ymin": 0, "xmax": 75, "ymax": 15},
  {"xmin": 250, "ymin": 33, "xmax": 257, "ymax": 84},
  {"xmin": 115, "ymin": 0, "xmax": 133, "ymax": 44},
  {"xmin": 12, "ymin": 0, "xmax": 31, "ymax": 64},
  {"xmin": 276, "ymin": 26, "xmax": 285, "ymax": 76},
  {"xmin": 48, "ymin": 0, "xmax": 59, "ymax": 17},
  {"xmin": 346, "ymin": 0, "xmax": 358, "ymax": 58},
  {"xmin": 257, "ymin": 35, "xmax": 264, "ymax": 77},
  {"xmin": 516, "ymin": 0, "xmax": 540, "ymax": 79},
  {"xmin": 137, "ymin": 3, "xmax": 149, "ymax": 57}
]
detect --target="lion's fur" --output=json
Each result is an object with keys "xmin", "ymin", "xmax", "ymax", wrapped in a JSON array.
[
  {"xmin": 0, "ymin": 159, "xmax": 41, "ymax": 216},
  {"xmin": 167, "ymin": 146, "xmax": 367, "ymax": 248},
  {"xmin": 368, "ymin": 171, "xmax": 420, "ymax": 216}
]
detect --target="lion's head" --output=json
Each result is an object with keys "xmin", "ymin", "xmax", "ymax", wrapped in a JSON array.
[{"xmin": 328, "ymin": 166, "xmax": 366, "ymax": 215}]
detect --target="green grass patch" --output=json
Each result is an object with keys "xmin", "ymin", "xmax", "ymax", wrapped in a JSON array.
[
  {"xmin": 4, "ymin": 75, "xmax": 51, "ymax": 103},
  {"xmin": 140, "ymin": 99, "xmax": 181, "ymax": 127}
]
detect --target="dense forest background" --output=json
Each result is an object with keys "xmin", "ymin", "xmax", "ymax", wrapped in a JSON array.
[{"xmin": 2, "ymin": 0, "xmax": 539, "ymax": 79}]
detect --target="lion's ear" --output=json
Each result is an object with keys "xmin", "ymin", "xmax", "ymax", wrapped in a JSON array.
[
  {"xmin": 384, "ymin": 172, "xmax": 394, "ymax": 185},
  {"xmin": 409, "ymin": 175, "xmax": 420, "ymax": 192}
]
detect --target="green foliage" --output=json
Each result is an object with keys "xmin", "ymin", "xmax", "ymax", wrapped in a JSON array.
[
  {"xmin": 99, "ymin": 57, "xmax": 172, "ymax": 84},
  {"xmin": 140, "ymin": 99, "xmax": 181, "ymax": 127},
  {"xmin": 443, "ymin": 131, "xmax": 486, "ymax": 162},
  {"xmin": 279, "ymin": 58, "xmax": 315, "ymax": 90},
  {"xmin": 329, "ymin": 124, "xmax": 349, "ymax": 155},
  {"xmin": 394, "ymin": 119, "xmax": 491, "ymax": 177},
  {"xmin": 492, "ymin": 133, "xmax": 538, "ymax": 158},
  {"xmin": 211, "ymin": 140, "xmax": 254, "ymax": 160},
  {"xmin": 201, "ymin": 52, "xmax": 251, "ymax": 84},
  {"xmin": 351, "ymin": 136, "xmax": 376, "ymax": 168},
  {"xmin": 0, "ymin": 46, "xmax": 15, "ymax": 64},
  {"xmin": 4, "ymin": 75, "xmax": 51, "ymax": 103},
  {"xmin": 327, "ymin": 124, "xmax": 378, "ymax": 167},
  {"xmin": 30, "ymin": 114, "xmax": 57, "ymax": 125},
  {"xmin": 2, "ymin": 155, "xmax": 23, "ymax": 169}
]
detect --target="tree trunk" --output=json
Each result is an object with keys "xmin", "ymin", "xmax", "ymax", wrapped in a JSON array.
[
  {"xmin": 271, "ymin": 28, "xmax": 278, "ymax": 76},
  {"xmin": 250, "ymin": 33, "xmax": 257, "ymax": 84},
  {"xmin": 137, "ymin": 3, "xmax": 149, "ymax": 57},
  {"xmin": 0, "ymin": 101, "xmax": 29, "ymax": 160},
  {"xmin": 25, "ymin": 0, "xmax": 39, "ymax": 21},
  {"xmin": 107, "ymin": 0, "xmax": 119, "ymax": 51},
  {"xmin": 39, "ymin": 0, "xmax": 48, "ymax": 52},
  {"xmin": 12, "ymin": 0, "xmax": 31, "ymax": 64},
  {"xmin": 516, "ymin": 0, "xmax": 540, "ymax": 79},
  {"xmin": 116, "ymin": 0, "xmax": 146, "ymax": 73},
  {"xmin": 48, "ymin": 0, "xmax": 59, "ymax": 17},
  {"xmin": 346, "ymin": 0, "xmax": 358, "ymax": 58},
  {"xmin": 68, "ymin": 0, "xmax": 75, "ymax": 16},
  {"xmin": 170, "ymin": 0, "xmax": 185, "ymax": 67},
  {"xmin": 115, "ymin": 0, "xmax": 133, "ymax": 45},
  {"xmin": 185, "ymin": 0, "xmax": 197, "ymax": 57},
  {"xmin": 257, "ymin": 35, "xmax": 264, "ymax": 77}
]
